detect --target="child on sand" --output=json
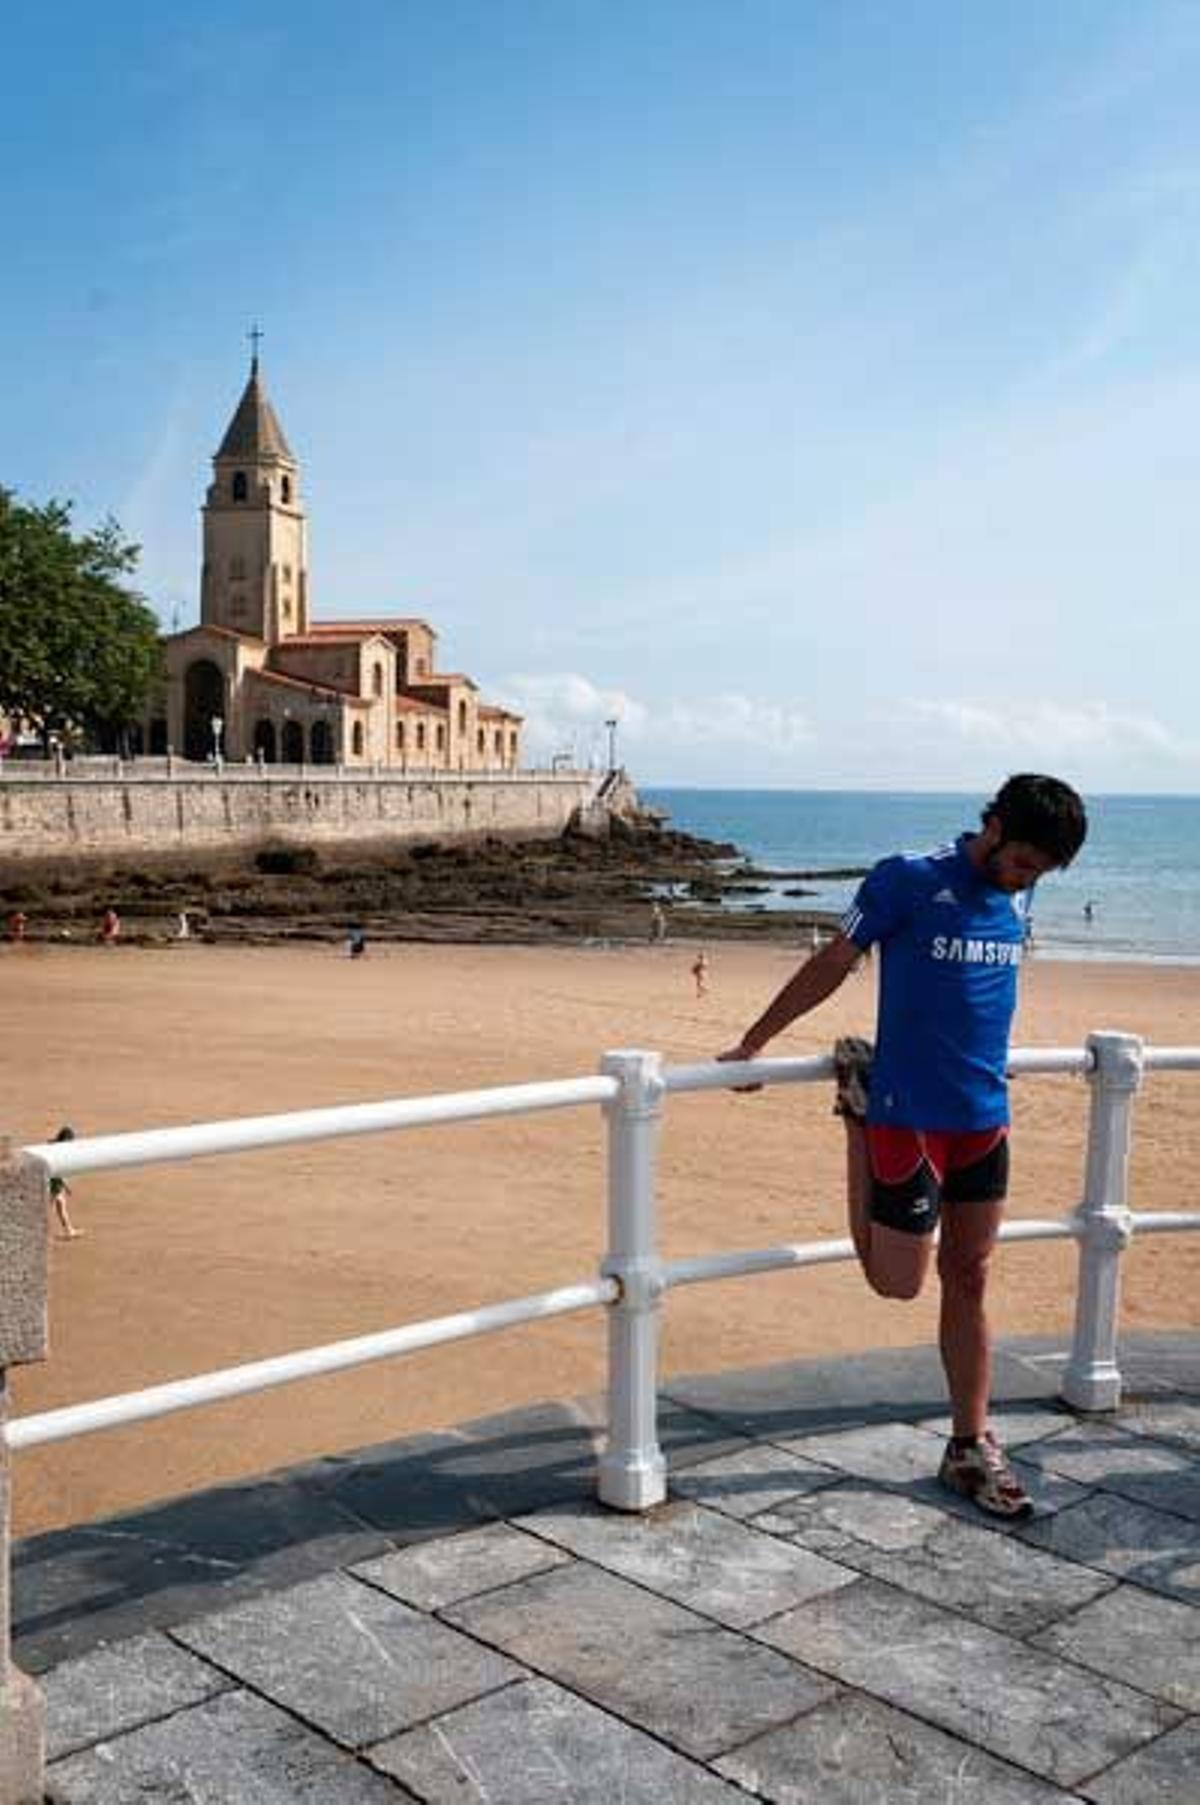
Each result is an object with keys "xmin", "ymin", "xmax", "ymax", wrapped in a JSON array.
[
  {"xmin": 49, "ymin": 1125, "xmax": 82, "ymax": 1239},
  {"xmin": 691, "ymin": 949, "xmax": 709, "ymax": 998}
]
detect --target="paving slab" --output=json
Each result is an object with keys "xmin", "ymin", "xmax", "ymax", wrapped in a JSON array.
[
  {"xmin": 1021, "ymin": 1490, "xmax": 1200, "ymax": 1605},
  {"xmin": 367, "ymin": 1675, "xmax": 748, "ymax": 1802},
  {"xmin": 1030, "ymin": 1581, "xmax": 1200, "ymax": 1711},
  {"xmin": 514, "ymin": 1497, "xmax": 856, "ymax": 1628},
  {"xmin": 1018, "ymin": 1419, "xmax": 1200, "ymax": 1522},
  {"xmin": 750, "ymin": 1479, "xmax": 1113, "ymax": 1636},
  {"xmin": 175, "ymin": 1570, "xmax": 522, "ymax": 1748},
  {"xmin": 13, "ymin": 1470, "xmax": 391, "ymax": 1674},
  {"xmin": 1081, "ymin": 1717, "xmax": 1200, "ymax": 1804},
  {"xmin": 1120, "ymin": 1393, "xmax": 1200, "ymax": 1454},
  {"xmin": 39, "ymin": 1630, "xmax": 232, "ymax": 1762},
  {"xmin": 715, "ymin": 1689, "xmax": 1088, "ymax": 1804},
  {"xmin": 668, "ymin": 1442, "xmax": 843, "ymax": 1518},
  {"xmin": 46, "ymin": 1687, "xmax": 409, "ymax": 1802},
  {"xmin": 754, "ymin": 1574, "xmax": 1180, "ymax": 1788},
  {"xmin": 442, "ymin": 1558, "xmax": 837, "ymax": 1758},
  {"xmin": 915, "ymin": 1402, "xmax": 1079, "ymax": 1447},
  {"xmin": 351, "ymin": 1519, "xmax": 571, "ymax": 1611}
]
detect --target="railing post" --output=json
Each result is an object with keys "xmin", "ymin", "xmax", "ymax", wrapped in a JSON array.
[
  {"xmin": 0, "ymin": 1144, "xmax": 51, "ymax": 1802},
  {"xmin": 597, "ymin": 1050, "xmax": 667, "ymax": 1511},
  {"xmin": 1061, "ymin": 1031, "xmax": 1143, "ymax": 1412}
]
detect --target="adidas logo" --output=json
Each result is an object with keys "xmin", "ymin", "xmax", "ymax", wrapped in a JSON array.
[{"xmin": 932, "ymin": 887, "xmax": 958, "ymax": 905}]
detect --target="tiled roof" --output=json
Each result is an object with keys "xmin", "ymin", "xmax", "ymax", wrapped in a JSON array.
[
  {"xmin": 215, "ymin": 362, "xmax": 295, "ymax": 463},
  {"xmin": 248, "ymin": 669, "xmax": 346, "ymax": 700},
  {"xmin": 308, "ymin": 617, "xmax": 433, "ymax": 634}
]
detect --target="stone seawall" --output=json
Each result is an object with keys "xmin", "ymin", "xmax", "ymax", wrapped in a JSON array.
[{"xmin": 0, "ymin": 773, "xmax": 604, "ymax": 863}]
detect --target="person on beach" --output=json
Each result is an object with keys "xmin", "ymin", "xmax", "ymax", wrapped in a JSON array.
[
  {"xmin": 49, "ymin": 1125, "xmax": 82, "ymax": 1239},
  {"xmin": 98, "ymin": 907, "xmax": 121, "ymax": 944},
  {"xmin": 691, "ymin": 949, "xmax": 710, "ymax": 997},
  {"xmin": 719, "ymin": 773, "xmax": 1087, "ymax": 1519}
]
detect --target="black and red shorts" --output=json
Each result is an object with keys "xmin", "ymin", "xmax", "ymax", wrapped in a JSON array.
[{"xmin": 866, "ymin": 1125, "xmax": 1009, "ymax": 1236}]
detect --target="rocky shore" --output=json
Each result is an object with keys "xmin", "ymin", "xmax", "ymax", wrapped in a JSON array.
[{"xmin": 1, "ymin": 814, "xmax": 849, "ymax": 948}]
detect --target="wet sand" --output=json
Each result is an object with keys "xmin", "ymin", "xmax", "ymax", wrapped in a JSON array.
[{"xmin": 6, "ymin": 940, "xmax": 1198, "ymax": 1536}]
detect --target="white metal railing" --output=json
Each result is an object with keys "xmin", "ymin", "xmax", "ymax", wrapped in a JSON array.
[{"xmin": 10, "ymin": 1033, "xmax": 1200, "ymax": 1510}]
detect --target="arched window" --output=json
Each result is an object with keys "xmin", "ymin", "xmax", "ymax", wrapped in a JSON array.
[
  {"xmin": 310, "ymin": 719, "xmax": 334, "ymax": 765},
  {"xmin": 436, "ymin": 723, "xmax": 445, "ymax": 753},
  {"xmin": 416, "ymin": 657, "xmax": 428, "ymax": 676},
  {"xmin": 229, "ymin": 556, "xmax": 245, "ymax": 580},
  {"xmin": 232, "ymin": 471, "xmax": 248, "ymax": 502},
  {"xmin": 253, "ymin": 719, "xmax": 277, "ymax": 764},
  {"xmin": 494, "ymin": 730, "xmax": 502, "ymax": 755},
  {"xmin": 395, "ymin": 721, "xmax": 405, "ymax": 752},
  {"xmin": 352, "ymin": 721, "xmax": 365, "ymax": 757},
  {"xmin": 458, "ymin": 700, "xmax": 468, "ymax": 734},
  {"xmin": 416, "ymin": 723, "xmax": 426, "ymax": 751},
  {"xmin": 476, "ymin": 728, "xmax": 485, "ymax": 754},
  {"xmin": 509, "ymin": 732, "xmax": 518, "ymax": 758},
  {"xmin": 281, "ymin": 719, "xmax": 304, "ymax": 763},
  {"xmin": 281, "ymin": 475, "xmax": 291, "ymax": 503},
  {"xmin": 372, "ymin": 662, "xmax": 383, "ymax": 698}
]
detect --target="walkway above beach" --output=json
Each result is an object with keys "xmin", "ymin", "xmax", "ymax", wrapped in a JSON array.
[{"xmin": 17, "ymin": 1332, "xmax": 1200, "ymax": 1802}]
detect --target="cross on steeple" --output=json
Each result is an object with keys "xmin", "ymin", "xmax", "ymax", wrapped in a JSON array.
[{"xmin": 247, "ymin": 322, "xmax": 263, "ymax": 373}]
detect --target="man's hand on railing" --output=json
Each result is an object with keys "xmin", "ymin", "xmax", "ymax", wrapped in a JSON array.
[{"xmin": 716, "ymin": 1042, "xmax": 764, "ymax": 1093}]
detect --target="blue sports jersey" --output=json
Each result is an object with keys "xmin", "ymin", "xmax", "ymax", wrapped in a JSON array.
[{"xmin": 841, "ymin": 834, "xmax": 1030, "ymax": 1131}]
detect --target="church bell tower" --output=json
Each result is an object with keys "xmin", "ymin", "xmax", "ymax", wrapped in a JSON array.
[{"xmin": 201, "ymin": 341, "xmax": 310, "ymax": 644}]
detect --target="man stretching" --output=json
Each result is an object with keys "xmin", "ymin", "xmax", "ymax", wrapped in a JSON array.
[{"xmin": 721, "ymin": 774, "xmax": 1087, "ymax": 1518}]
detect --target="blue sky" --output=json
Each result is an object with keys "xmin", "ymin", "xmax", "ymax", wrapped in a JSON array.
[{"xmin": 3, "ymin": 1, "xmax": 1200, "ymax": 789}]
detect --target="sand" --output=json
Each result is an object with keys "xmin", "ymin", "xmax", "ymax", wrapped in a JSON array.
[{"xmin": 5, "ymin": 939, "xmax": 1198, "ymax": 1536}]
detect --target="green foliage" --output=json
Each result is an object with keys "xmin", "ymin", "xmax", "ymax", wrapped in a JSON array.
[{"xmin": 0, "ymin": 487, "xmax": 163, "ymax": 747}]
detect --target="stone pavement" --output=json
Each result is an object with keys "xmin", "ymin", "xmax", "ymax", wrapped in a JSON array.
[{"xmin": 13, "ymin": 1333, "xmax": 1200, "ymax": 1802}]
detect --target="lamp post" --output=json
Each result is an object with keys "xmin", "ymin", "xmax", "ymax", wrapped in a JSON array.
[
  {"xmin": 604, "ymin": 717, "xmax": 618, "ymax": 774},
  {"xmin": 210, "ymin": 714, "xmax": 224, "ymax": 773}
]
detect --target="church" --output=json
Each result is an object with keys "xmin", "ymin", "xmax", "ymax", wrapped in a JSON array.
[{"xmin": 160, "ymin": 357, "xmax": 522, "ymax": 772}]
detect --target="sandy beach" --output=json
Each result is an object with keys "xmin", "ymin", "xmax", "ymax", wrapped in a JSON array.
[{"xmin": 5, "ymin": 939, "xmax": 1198, "ymax": 1537}]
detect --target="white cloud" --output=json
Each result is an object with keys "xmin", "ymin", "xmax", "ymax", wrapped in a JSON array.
[
  {"xmin": 894, "ymin": 698, "xmax": 1200, "ymax": 763},
  {"xmin": 497, "ymin": 671, "xmax": 812, "ymax": 772}
]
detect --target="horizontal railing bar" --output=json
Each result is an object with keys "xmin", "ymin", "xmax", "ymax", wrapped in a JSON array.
[
  {"xmin": 668, "ymin": 1046, "xmax": 1094, "ymax": 1098},
  {"xmin": 1142, "ymin": 1048, "xmax": 1200, "ymax": 1071},
  {"xmin": 1132, "ymin": 1211, "xmax": 1200, "ymax": 1232},
  {"xmin": 6, "ymin": 1277, "xmax": 617, "ymax": 1450},
  {"xmin": 23, "ymin": 1075, "xmax": 620, "ymax": 1178},
  {"xmin": 662, "ymin": 1218, "xmax": 1074, "ymax": 1290}
]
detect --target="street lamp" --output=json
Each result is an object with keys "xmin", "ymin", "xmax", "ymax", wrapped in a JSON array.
[
  {"xmin": 604, "ymin": 717, "xmax": 618, "ymax": 773},
  {"xmin": 210, "ymin": 714, "xmax": 224, "ymax": 770}
]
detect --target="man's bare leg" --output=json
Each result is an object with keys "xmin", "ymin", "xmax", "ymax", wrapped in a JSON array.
[{"xmin": 936, "ymin": 1199, "xmax": 1003, "ymax": 1438}]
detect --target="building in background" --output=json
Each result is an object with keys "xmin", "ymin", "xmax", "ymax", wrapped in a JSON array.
[{"xmin": 157, "ymin": 358, "xmax": 522, "ymax": 771}]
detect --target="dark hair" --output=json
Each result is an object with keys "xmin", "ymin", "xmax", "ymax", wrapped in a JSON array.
[
  {"xmin": 982, "ymin": 774, "xmax": 1087, "ymax": 868},
  {"xmin": 54, "ymin": 1124, "xmax": 76, "ymax": 1142}
]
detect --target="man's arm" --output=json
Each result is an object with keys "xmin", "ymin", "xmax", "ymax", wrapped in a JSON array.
[{"xmin": 724, "ymin": 931, "xmax": 863, "ymax": 1059}]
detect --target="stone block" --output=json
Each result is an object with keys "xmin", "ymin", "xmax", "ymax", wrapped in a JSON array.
[
  {"xmin": 1083, "ymin": 1718, "xmax": 1200, "ymax": 1804},
  {"xmin": 0, "ymin": 1666, "xmax": 43, "ymax": 1805},
  {"xmin": 175, "ymin": 1569, "xmax": 522, "ymax": 1747},
  {"xmin": 39, "ymin": 1630, "xmax": 231, "ymax": 1761},
  {"xmin": 669, "ymin": 1443, "xmax": 843, "ymax": 1519},
  {"xmin": 0, "ymin": 1149, "xmax": 48, "ymax": 1368},
  {"xmin": 716, "ymin": 1689, "xmax": 1086, "ymax": 1803},
  {"xmin": 754, "ymin": 1575, "xmax": 1179, "ymax": 1788},
  {"xmin": 1021, "ymin": 1490, "xmax": 1200, "ymax": 1605},
  {"xmin": 369, "ymin": 1676, "xmax": 748, "ymax": 1802},
  {"xmin": 352, "ymin": 1520, "xmax": 571, "ymax": 1612},
  {"xmin": 443, "ymin": 1559, "xmax": 836, "ymax": 1759},
  {"xmin": 515, "ymin": 1498, "xmax": 855, "ymax": 1629},
  {"xmin": 1031, "ymin": 1582, "xmax": 1200, "ymax": 1710},
  {"xmin": 46, "ymin": 1686, "xmax": 400, "ymax": 1802},
  {"xmin": 752, "ymin": 1479, "xmax": 1113, "ymax": 1636}
]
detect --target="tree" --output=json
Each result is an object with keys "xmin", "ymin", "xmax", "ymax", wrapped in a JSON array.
[{"xmin": 0, "ymin": 488, "xmax": 163, "ymax": 750}]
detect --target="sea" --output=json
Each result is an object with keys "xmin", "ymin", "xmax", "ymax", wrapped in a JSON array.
[{"xmin": 642, "ymin": 789, "xmax": 1200, "ymax": 966}]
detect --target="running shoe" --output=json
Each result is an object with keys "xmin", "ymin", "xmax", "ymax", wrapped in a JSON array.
[
  {"xmin": 938, "ymin": 1431, "xmax": 1033, "ymax": 1520},
  {"xmin": 832, "ymin": 1036, "xmax": 873, "ymax": 1121}
]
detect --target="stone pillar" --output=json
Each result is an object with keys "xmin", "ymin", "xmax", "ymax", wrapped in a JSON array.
[{"xmin": 0, "ymin": 1147, "xmax": 49, "ymax": 1804}]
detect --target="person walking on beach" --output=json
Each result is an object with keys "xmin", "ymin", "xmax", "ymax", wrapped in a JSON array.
[
  {"xmin": 719, "ymin": 774, "xmax": 1087, "ymax": 1519},
  {"xmin": 98, "ymin": 907, "xmax": 121, "ymax": 944},
  {"xmin": 691, "ymin": 949, "xmax": 710, "ymax": 997},
  {"xmin": 49, "ymin": 1125, "xmax": 82, "ymax": 1239}
]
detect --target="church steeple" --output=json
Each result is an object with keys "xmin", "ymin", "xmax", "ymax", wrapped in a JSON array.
[
  {"xmin": 214, "ymin": 358, "xmax": 295, "ymax": 463},
  {"xmin": 200, "ymin": 343, "xmax": 309, "ymax": 644}
]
